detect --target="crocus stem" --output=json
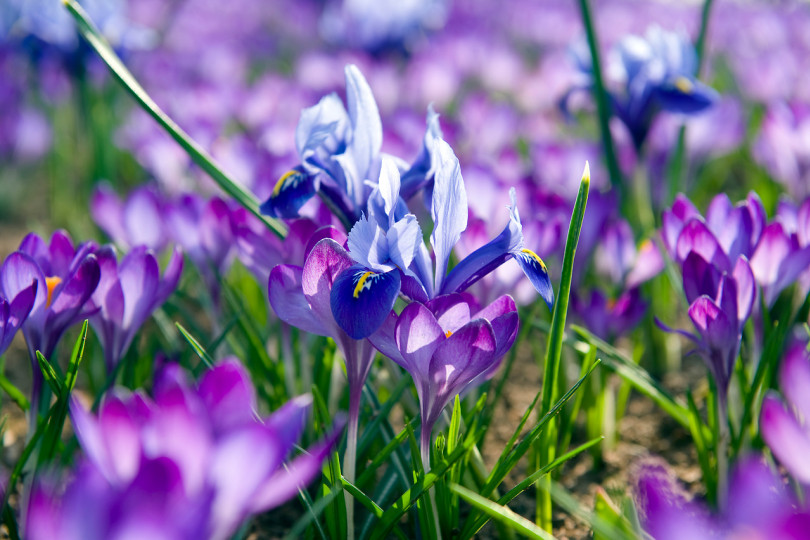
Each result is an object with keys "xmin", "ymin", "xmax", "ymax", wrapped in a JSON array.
[
  {"xmin": 717, "ymin": 395, "xmax": 729, "ymax": 511},
  {"xmin": 280, "ymin": 324, "xmax": 297, "ymax": 396},
  {"xmin": 632, "ymin": 161, "xmax": 656, "ymax": 236},
  {"xmin": 420, "ymin": 429, "xmax": 442, "ymax": 540},
  {"xmin": 344, "ymin": 390, "xmax": 360, "ymax": 540}
]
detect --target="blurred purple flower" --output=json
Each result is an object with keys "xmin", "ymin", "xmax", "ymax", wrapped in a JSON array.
[
  {"xmin": 0, "ymin": 279, "xmax": 37, "ymax": 357},
  {"xmin": 573, "ymin": 288, "xmax": 646, "ymax": 343},
  {"xmin": 750, "ymin": 221, "xmax": 810, "ymax": 308},
  {"xmin": 761, "ymin": 343, "xmax": 810, "ymax": 485},
  {"xmin": 166, "ymin": 194, "xmax": 235, "ymax": 307},
  {"xmin": 369, "ymin": 293, "xmax": 518, "ymax": 460},
  {"xmin": 754, "ymin": 103, "xmax": 810, "ymax": 200},
  {"xmin": 0, "ymin": 231, "xmax": 99, "ymax": 412},
  {"xmin": 635, "ymin": 456, "xmax": 810, "ymax": 540},
  {"xmin": 91, "ymin": 184, "xmax": 169, "ymax": 252},
  {"xmin": 26, "ymin": 358, "xmax": 341, "ymax": 540},
  {"xmin": 90, "ymin": 245, "xmax": 183, "ymax": 371}
]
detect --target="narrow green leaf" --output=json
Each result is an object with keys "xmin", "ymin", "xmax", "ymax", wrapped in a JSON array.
[
  {"xmin": 0, "ymin": 373, "xmax": 30, "ymax": 411},
  {"xmin": 341, "ymin": 477, "xmax": 410, "ymax": 540},
  {"xmin": 36, "ymin": 351, "xmax": 63, "ymax": 397},
  {"xmin": 284, "ymin": 487, "xmax": 343, "ymax": 540},
  {"xmin": 356, "ymin": 420, "xmax": 415, "ymax": 486},
  {"xmin": 548, "ymin": 482, "xmax": 630, "ymax": 540},
  {"xmin": 63, "ymin": 0, "xmax": 287, "ymax": 239},
  {"xmin": 175, "ymin": 322, "xmax": 215, "ymax": 368},
  {"xmin": 593, "ymin": 489, "xmax": 640, "ymax": 540},
  {"xmin": 65, "ymin": 320, "xmax": 89, "ymax": 392},
  {"xmin": 450, "ymin": 483, "xmax": 558, "ymax": 540}
]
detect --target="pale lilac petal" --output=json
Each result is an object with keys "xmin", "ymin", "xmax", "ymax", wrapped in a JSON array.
[
  {"xmin": 430, "ymin": 139, "xmax": 467, "ymax": 292},
  {"xmin": 779, "ymin": 346, "xmax": 810, "ymax": 430},
  {"xmin": 301, "ymin": 239, "xmax": 354, "ymax": 328},
  {"xmin": 396, "ymin": 301, "xmax": 444, "ymax": 380},
  {"xmin": 198, "ymin": 359, "xmax": 258, "ymax": 434},
  {"xmin": 268, "ymin": 265, "xmax": 331, "ymax": 337},
  {"xmin": 760, "ymin": 395, "xmax": 810, "ymax": 483}
]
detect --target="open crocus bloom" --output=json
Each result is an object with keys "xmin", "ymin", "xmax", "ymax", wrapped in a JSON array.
[
  {"xmin": 26, "ymin": 359, "xmax": 342, "ymax": 540},
  {"xmin": 369, "ymin": 293, "xmax": 518, "ymax": 451}
]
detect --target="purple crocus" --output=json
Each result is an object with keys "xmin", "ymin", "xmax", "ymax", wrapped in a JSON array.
[
  {"xmin": 26, "ymin": 358, "xmax": 341, "ymax": 540},
  {"xmin": 0, "ymin": 279, "xmax": 37, "ymax": 357},
  {"xmin": 0, "ymin": 231, "xmax": 99, "ymax": 413},
  {"xmin": 635, "ymin": 457, "xmax": 810, "ymax": 540},
  {"xmin": 165, "ymin": 193, "xmax": 235, "ymax": 308},
  {"xmin": 760, "ymin": 343, "xmax": 810, "ymax": 485},
  {"xmin": 90, "ymin": 245, "xmax": 184, "ymax": 371},
  {"xmin": 369, "ymin": 293, "xmax": 518, "ymax": 462},
  {"xmin": 91, "ymin": 183, "xmax": 169, "ymax": 252},
  {"xmin": 750, "ymin": 221, "xmax": 810, "ymax": 308}
]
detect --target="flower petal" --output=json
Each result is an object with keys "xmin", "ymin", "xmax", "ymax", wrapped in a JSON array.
[
  {"xmin": 260, "ymin": 166, "xmax": 317, "ymax": 219},
  {"xmin": 301, "ymin": 239, "xmax": 354, "ymax": 328},
  {"xmin": 330, "ymin": 265, "xmax": 401, "ymax": 339},
  {"xmin": 268, "ymin": 265, "xmax": 331, "ymax": 337},
  {"xmin": 395, "ymin": 301, "xmax": 444, "ymax": 380},
  {"xmin": 760, "ymin": 394, "xmax": 810, "ymax": 483}
]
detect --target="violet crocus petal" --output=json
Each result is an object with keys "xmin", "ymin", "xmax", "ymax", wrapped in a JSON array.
[
  {"xmin": 725, "ymin": 455, "xmax": 793, "ymax": 531},
  {"xmin": 3, "ymin": 279, "xmax": 37, "ymax": 346},
  {"xmin": 430, "ymin": 138, "xmax": 467, "ymax": 293},
  {"xmin": 47, "ymin": 231, "xmax": 77, "ymax": 277},
  {"xmin": 209, "ymin": 425, "xmax": 283, "ymax": 540},
  {"xmin": 626, "ymin": 238, "xmax": 665, "ymax": 289},
  {"xmin": 751, "ymin": 222, "xmax": 795, "ymax": 307},
  {"xmin": 301, "ymin": 239, "xmax": 354, "ymax": 330},
  {"xmin": 268, "ymin": 264, "xmax": 331, "ymax": 337},
  {"xmin": 264, "ymin": 395, "xmax": 311, "ymax": 458},
  {"xmin": 661, "ymin": 194, "xmax": 700, "ymax": 258},
  {"xmin": 425, "ymin": 294, "xmax": 472, "ymax": 334},
  {"xmin": 250, "ymin": 417, "xmax": 345, "ymax": 513},
  {"xmin": 1, "ymin": 252, "xmax": 47, "ymax": 315},
  {"xmin": 779, "ymin": 345, "xmax": 810, "ymax": 432},
  {"xmin": 732, "ymin": 257, "xmax": 755, "ymax": 324},
  {"xmin": 156, "ymin": 246, "xmax": 184, "ymax": 305},
  {"xmin": 705, "ymin": 193, "xmax": 752, "ymax": 262},
  {"xmin": 201, "ymin": 197, "xmax": 235, "ymax": 269},
  {"xmin": 688, "ymin": 295, "xmax": 736, "ymax": 349},
  {"xmin": 91, "ymin": 184, "xmax": 127, "ymax": 246},
  {"xmin": 69, "ymin": 396, "xmax": 114, "ymax": 481},
  {"xmin": 260, "ymin": 166, "xmax": 317, "ymax": 219},
  {"xmin": 198, "ymin": 359, "xmax": 258, "ymax": 434},
  {"xmin": 368, "ymin": 311, "xmax": 405, "ymax": 366},
  {"xmin": 330, "ymin": 265, "xmax": 401, "ymax": 339},
  {"xmin": 396, "ymin": 301, "xmax": 445, "ymax": 380},
  {"xmin": 98, "ymin": 392, "xmax": 142, "ymax": 484},
  {"xmin": 118, "ymin": 247, "xmax": 159, "ymax": 330},
  {"xmin": 124, "ymin": 188, "xmax": 166, "ymax": 251},
  {"xmin": 430, "ymin": 319, "xmax": 497, "ymax": 410},
  {"xmin": 676, "ymin": 219, "xmax": 731, "ymax": 272},
  {"xmin": 303, "ymin": 225, "xmax": 349, "ymax": 264},
  {"xmin": 46, "ymin": 255, "xmax": 101, "ymax": 339},
  {"xmin": 475, "ymin": 295, "xmax": 519, "ymax": 359},
  {"xmin": 760, "ymin": 394, "xmax": 810, "ymax": 483},
  {"xmin": 681, "ymin": 251, "xmax": 721, "ymax": 305}
]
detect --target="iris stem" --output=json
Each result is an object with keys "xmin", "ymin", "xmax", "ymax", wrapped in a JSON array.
[{"xmin": 345, "ymin": 391, "xmax": 360, "ymax": 540}]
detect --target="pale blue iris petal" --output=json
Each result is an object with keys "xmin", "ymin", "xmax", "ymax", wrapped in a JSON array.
[{"xmin": 430, "ymin": 139, "xmax": 467, "ymax": 293}]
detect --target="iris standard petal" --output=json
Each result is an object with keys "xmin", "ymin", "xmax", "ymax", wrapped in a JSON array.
[
  {"xmin": 330, "ymin": 265, "xmax": 401, "ymax": 339},
  {"xmin": 344, "ymin": 64, "xmax": 383, "ymax": 184},
  {"xmin": 260, "ymin": 166, "xmax": 317, "ymax": 219},
  {"xmin": 296, "ymin": 93, "xmax": 349, "ymax": 163},
  {"xmin": 430, "ymin": 139, "xmax": 467, "ymax": 293}
]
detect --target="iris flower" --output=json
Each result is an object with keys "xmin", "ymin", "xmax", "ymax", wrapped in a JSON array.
[{"xmin": 330, "ymin": 138, "xmax": 554, "ymax": 340}]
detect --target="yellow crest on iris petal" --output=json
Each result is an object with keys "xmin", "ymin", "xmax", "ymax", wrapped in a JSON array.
[{"xmin": 353, "ymin": 271, "xmax": 375, "ymax": 298}]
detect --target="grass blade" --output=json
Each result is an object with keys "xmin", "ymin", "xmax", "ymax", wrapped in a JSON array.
[
  {"xmin": 175, "ymin": 322, "xmax": 215, "ymax": 368},
  {"xmin": 63, "ymin": 0, "xmax": 287, "ymax": 239},
  {"xmin": 451, "ymin": 483, "xmax": 558, "ymax": 540}
]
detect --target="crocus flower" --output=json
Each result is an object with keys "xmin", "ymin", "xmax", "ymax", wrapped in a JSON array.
[
  {"xmin": 26, "ymin": 358, "xmax": 341, "ymax": 540},
  {"xmin": 753, "ymin": 102, "xmax": 810, "ymax": 200},
  {"xmin": 165, "ymin": 194, "xmax": 235, "ymax": 308},
  {"xmin": 760, "ymin": 343, "xmax": 810, "ymax": 485},
  {"xmin": 369, "ymin": 293, "xmax": 518, "ymax": 460},
  {"xmin": 0, "ymin": 231, "xmax": 99, "ymax": 414},
  {"xmin": 635, "ymin": 456, "xmax": 810, "ymax": 540},
  {"xmin": 330, "ymin": 138, "xmax": 554, "ymax": 340},
  {"xmin": 750, "ymin": 221, "xmax": 810, "ymax": 308},
  {"xmin": 0, "ymin": 280, "xmax": 37, "ymax": 357},
  {"xmin": 90, "ymin": 245, "xmax": 184, "ymax": 371},
  {"xmin": 91, "ymin": 183, "xmax": 169, "ymax": 252}
]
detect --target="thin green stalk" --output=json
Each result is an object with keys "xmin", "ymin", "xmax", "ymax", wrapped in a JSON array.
[
  {"xmin": 345, "ymin": 393, "xmax": 360, "ymax": 540},
  {"xmin": 537, "ymin": 165, "xmax": 590, "ymax": 531},
  {"xmin": 576, "ymin": 0, "xmax": 623, "ymax": 196},
  {"xmin": 63, "ymin": 0, "xmax": 287, "ymax": 239}
]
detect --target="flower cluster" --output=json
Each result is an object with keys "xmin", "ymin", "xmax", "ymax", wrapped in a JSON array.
[{"xmin": 26, "ymin": 359, "xmax": 341, "ymax": 540}]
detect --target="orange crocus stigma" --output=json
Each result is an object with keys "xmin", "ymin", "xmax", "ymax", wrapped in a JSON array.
[
  {"xmin": 45, "ymin": 276, "xmax": 62, "ymax": 307},
  {"xmin": 445, "ymin": 330, "xmax": 452, "ymax": 338}
]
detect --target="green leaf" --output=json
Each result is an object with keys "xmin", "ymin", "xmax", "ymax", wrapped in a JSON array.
[
  {"xmin": 450, "ymin": 483, "xmax": 558, "ymax": 540},
  {"xmin": 0, "ymin": 373, "xmax": 30, "ymax": 411},
  {"xmin": 593, "ymin": 489, "xmax": 640, "ymax": 540},
  {"xmin": 63, "ymin": 0, "xmax": 287, "ymax": 239},
  {"xmin": 284, "ymin": 487, "xmax": 343, "ymax": 540},
  {"xmin": 175, "ymin": 322, "xmax": 215, "ymax": 368},
  {"xmin": 36, "ymin": 351, "xmax": 63, "ymax": 398}
]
